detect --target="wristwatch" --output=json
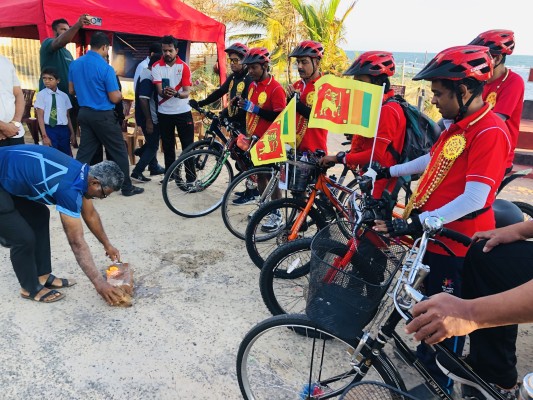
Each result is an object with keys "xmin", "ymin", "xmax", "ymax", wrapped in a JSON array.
[
  {"xmin": 336, "ymin": 151, "xmax": 346, "ymax": 164},
  {"xmin": 173, "ymin": 92, "xmax": 181, "ymax": 99},
  {"xmin": 10, "ymin": 121, "xmax": 22, "ymax": 128}
]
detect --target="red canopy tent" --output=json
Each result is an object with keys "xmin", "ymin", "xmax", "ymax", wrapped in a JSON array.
[{"xmin": 0, "ymin": 0, "xmax": 227, "ymax": 80}]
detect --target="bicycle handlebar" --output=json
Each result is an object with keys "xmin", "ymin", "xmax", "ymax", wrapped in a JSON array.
[{"xmin": 440, "ymin": 228, "xmax": 472, "ymax": 247}]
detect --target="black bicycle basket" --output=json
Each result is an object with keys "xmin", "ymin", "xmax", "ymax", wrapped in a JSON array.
[
  {"xmin": 286, "ymin": 158, "xmax": 318, "ymax": 192},
  {"xmin": 307, "ymin": 222, "xmax": 407, "ymax": 339},
  {"xmin": 340, "ymin": 381, "xmax": 420, "ymax": 400}
]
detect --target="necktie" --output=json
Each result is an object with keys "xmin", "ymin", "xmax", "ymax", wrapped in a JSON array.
[{"xmin": 49, "ymin": 93, "xmax": 57, "ymax": 127}]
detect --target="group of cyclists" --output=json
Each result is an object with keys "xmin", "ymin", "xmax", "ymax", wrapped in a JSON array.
[{"xmin": 192, "ymin": 30, "xmax": 530, "ymax": 399}]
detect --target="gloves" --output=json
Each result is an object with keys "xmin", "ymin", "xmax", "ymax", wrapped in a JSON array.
[
  {"xmin": 189, "ymin": 99, "xmax": 199, "ymax": 109},
  {"xmin": 241, "ymin": 99, "xmax": 260, "ymax": 114},
  {"xmin": 365, "ymin": 161, "xmax": 391, "ymax": 180},
  {"xmin": 385, "ymin": 216, "xmax": 423, "ymax": 237}
]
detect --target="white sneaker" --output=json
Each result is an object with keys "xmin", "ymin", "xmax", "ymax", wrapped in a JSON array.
[{"xmin": 261, "ymin": 210, "xmax": 283, "ymax": 232}]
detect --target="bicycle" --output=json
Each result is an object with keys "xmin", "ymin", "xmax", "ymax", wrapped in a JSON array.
[
  {"xmin": 236, "ymin": 217, "xmax": 513, "ymax": 400},
  {"xmin": 340, "ymin": 381, "xmax": 420, "ymax": 400},
  {"xmin": 244, "ymin": 153, "xmax": 411, "ymax": 268},
  {"xmin": 161, "ymin": 106, "xmax": 258, "ymax": 218}
]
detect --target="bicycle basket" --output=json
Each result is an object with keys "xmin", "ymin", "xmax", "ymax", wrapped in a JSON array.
[
  {"xmin": 340, "ymin": 381, "xmax": 420, "ymax": 400},
  {"xmin": 306, "ymin": 222, "xmax": 407, "ymax": 339},
  {"xmin": 286, "ymin": 158, "xmax": 318, "ymax": 192}
]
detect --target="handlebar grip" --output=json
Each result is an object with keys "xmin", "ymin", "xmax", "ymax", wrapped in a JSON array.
[{"xmin": 440, "ymin": 228, "xmax": 472, "ymax": 247}]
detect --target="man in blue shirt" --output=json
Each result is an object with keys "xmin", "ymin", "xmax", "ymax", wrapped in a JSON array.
[
  {"xmin": 69, "ymin": 31, "xmax": 143, "ymax": 197},
  {"xmin": 0, "ymin": 144, "xmax": 128, "ymax": 305}
]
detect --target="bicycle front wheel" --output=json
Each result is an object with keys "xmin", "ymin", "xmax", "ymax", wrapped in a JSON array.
[
  {"xmin": 245, "ymin": 197, "xmax": 327, "ymax": 269},
  {"xmin": 237, "ymin": 314, "xmax": 405, "ymax": 400},
  {"xmin": 162, "ymin": 149, "xmax": 234, "ymax": 218},
  {"xmin": 221, "ymin": 166, "xmax": 277, "ymax": 240}
]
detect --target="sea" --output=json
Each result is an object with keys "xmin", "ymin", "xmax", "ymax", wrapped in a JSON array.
[{"xmin": 345, "ymin": 51, "xmax": 533, "ymax": 100}]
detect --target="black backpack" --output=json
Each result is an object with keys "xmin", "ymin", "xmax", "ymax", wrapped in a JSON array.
[{"xmin": 385, "ymin": 95, "xmax": 441, "ymax": 165}]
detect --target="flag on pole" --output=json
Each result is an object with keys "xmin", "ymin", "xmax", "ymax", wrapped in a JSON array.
[
  {"xmin": 250, "ymin": 98, "xmax": 297, "ymax": 165},
  {"xmin": 308, "ymin": 74, "xmax": 384, "ymax": 137}
]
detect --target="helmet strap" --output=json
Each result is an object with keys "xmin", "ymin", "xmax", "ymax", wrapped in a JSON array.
[{"xmin": 454, "ymin": 82, "xmax": 482, "ymax": 121}]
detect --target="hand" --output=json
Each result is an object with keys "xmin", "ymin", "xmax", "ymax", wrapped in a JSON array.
[
  {"xmin": 405, "ymin": 293, "xmax": 477, "ymax": 344},
  {"xmin": 189, "ymin": 99, "xmax": 199, "ymax": 109},
  {"xmin": 319, "ymin": 155, "xmax": 337, "ymax": 167},
  {"xmin": 105, "ymin": 245, "xmax": 121, "ymax": 262},
  {"xmin": 42, "ymin": 136, "xmax": 52, "ymax": 146},
  {"xmin": 240, "ymin": 99, "xmax": 259, "ymax": 114},
  {"xmin": 472, "ymin": 224, "xmax": 527, "ymax": 253},
  {"xmin": 145, "ymin": 120, "xmax": 154, "ymax": 135},
  {"xmin": 78, "ymin": 14, "xmax": 91, "ymax": 25},
  {"xmin": 95, "ymin": 281, "xmax": 129, "ymax": 306},
  {"xmin": 374, "ymin": 216, "xmax": 423, "ymax": 237},
  {"xmin": 1, "ymin": 122, "xmax": 20, "ymax": 137},
  {"xmin": 163, "ymin": 86, "xmax": 176, "ymax": 98},
  {"xmin": 286, "ymin": 84, "xmax": 297, "ymax": 99},
  {"xmin": 364, "ymin": 161, "xmax": 390, "ymax": 180}
]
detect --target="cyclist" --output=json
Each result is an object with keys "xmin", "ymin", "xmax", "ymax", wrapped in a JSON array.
[
  {"xmin": 235, "ymin": 48, "xmax": 287, "ymax": 231},
  {"xmin": 286, "ymin": 40, "xmax": 328, "ymax": 155},
  {"xmin": 189, "ymin": 43, "xmax": 252, "ymax": 130},
  {"xmin": 319, "ymin": 51, "xmax": 406, "ymax": 200},
  {"xmin": 373, "ymin": 45, "xmax": 511, "ymax": 394},
  {"xmin": 469, "ymin": 30, "xmax": 524, "ymax": 175},
  {"xmin": 406, "ymin": 220, "xmax": 533, "ymax": 399}
]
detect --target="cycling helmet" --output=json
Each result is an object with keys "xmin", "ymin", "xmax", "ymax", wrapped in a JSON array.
[
  {"xmin": 289, "ymin": 40, "xmax": 324, "ymax": 59},
  {"xmin": 492, "ymin": 199, "xmax": 524, "ymax": 228},
  {"xmin": 469, "ymin": 30, "xmax": 515, "ymax": 56},
  {"xmin": 241, "ymin": 47, "xmax": 270, "ymax": 65},
  {"xmin": 343, "ymin": 51, "xmax": 395, "ymax": 77},
  {"xmin": 413, "ymin": 45, "xmax": 492, "ymax": 82},
  {"xmin": 225, "ymin": 42, "xmax": 249, "ymax": 59}
]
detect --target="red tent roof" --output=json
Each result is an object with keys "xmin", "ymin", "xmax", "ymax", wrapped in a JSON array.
[{"xmin": 0, "ymin": 0, "xmax": 227, "ymax": 78}]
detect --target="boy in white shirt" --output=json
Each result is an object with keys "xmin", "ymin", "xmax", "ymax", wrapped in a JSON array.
[{"xmin": 34, "ymin": 67, "xmax": 74, "ymax": 156}]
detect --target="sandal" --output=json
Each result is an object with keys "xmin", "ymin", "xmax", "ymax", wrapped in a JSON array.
[
  {"xmin": 43, "ymin": 274, "xmax": 76, "ymax": 289},
  {"xmin": 21, "ymin": 289, "xmax": 65, "ymax": 303}
]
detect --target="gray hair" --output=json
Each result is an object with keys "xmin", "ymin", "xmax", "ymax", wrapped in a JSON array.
[{"xmin": 89, "ymin": 161, "xmax": 124, "ymax": 191}]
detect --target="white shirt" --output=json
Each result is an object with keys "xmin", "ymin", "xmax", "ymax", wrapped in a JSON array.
[
  {"xmin": 34, "ymin": 88, "xmax": 72, "ymax": 126},
  {"xmin": 151, "ymin": 58, "xmax": 192, "ymax": 115},
  {"xmin": 133, "ymin": 57, "xmax": 149, "ymax": 92},
  {"xmin": 0, "ymin": 55, "xmax": 25, "ymax": 137}
]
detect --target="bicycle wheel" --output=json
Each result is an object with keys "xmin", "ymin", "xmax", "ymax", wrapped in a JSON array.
[
  {"xmin": 513, "ymin": 201, "xmax": 533, "ymax": 222},
  {"xmin": 245, "ymin": 197, "xmax": 327, "ymax": 269},
  {"xmin": 162, "ymin": 149, "xmax": 234, "ymax": 218},
  {"xmin": 237, "ymin": 314, "xmax": 405, "ymax": 400},
  {"xmin": 221, "ymin": 166, "xmax": 277, "ymax": 240},
  {"xmin": 182, "ymin": 138, "xmax": 224, "ymax": 154}
]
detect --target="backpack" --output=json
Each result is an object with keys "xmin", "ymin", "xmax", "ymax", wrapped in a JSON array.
[{"xmin": 385, "ymin": 95, "xmax": 441, "ymax": 164}]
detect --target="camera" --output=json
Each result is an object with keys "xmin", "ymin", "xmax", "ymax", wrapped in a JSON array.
[{"xmin": 87, "ymin": 16, "xmax": 102, "ymax": 26}]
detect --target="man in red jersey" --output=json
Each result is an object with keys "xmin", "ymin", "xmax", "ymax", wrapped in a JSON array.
[
  {"xmin": 374, "ymin": 46, "xmax": 511, "ymax": 395},
  {"xmin": 469, "ymin": 30, "xmax": 524, "ymax": 174},
  {"xmin": 320, "ymin": 51, "xmax": 406, "ymax": 199},
  {"xmin": 286, "ymin": 41, "xmax": 328, "ymax": 154}
]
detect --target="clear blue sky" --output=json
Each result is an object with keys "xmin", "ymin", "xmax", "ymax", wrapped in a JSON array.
[{"xmin": 338, "ymin": 0, "xmax": 533, "ymax": 55}]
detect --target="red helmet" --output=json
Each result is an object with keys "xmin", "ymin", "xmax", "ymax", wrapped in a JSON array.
[
  {"xmin": 225, "ymin": 42, "xmax": 249, "ymax": 59},
  {"xmin": 241, "ymin": 47, "xmax": 270, "ymax": 65},
  {"xmin": 289, "ymin": 40, "xmax": 324, "ymax": 59},
  {"xmin": 469, "ymin": 30, "xmax": 515, "ymax": 55},
  {"xmin": 344, "ymin": 51, "xmax": 395, "ymax": 77},
  {"xmin": 413, "ymin": 45, "xmax": 493, "ymax": 82}
]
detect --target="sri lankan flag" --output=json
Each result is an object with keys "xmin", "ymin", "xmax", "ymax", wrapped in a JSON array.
[
  {"xmin": 308, "ymin": 74, "xmax": 384, "ymax": 137},
  {"xmin": 251, "ymin": 98, "xmax": 296, "ymax": 166}
]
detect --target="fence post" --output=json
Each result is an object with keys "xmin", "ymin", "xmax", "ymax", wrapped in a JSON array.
[{"xmin": 417, "ymin": 88, "xmax": 425, "ymax": 111}]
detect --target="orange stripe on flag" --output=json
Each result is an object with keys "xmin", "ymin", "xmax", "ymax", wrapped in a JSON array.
[{"xmin": 350, "ymin": 90, "xmax": 363, "ymax": 125}]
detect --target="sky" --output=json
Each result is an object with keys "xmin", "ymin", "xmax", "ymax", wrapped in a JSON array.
[{"xmin": 338, "ymin": 0, "xmax": 533, "ymax": 55}]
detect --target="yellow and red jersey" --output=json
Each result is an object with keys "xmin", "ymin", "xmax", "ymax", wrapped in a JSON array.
[{"xmin": 246, "ymin": 76, "xmax": 286, "ymax": 138}]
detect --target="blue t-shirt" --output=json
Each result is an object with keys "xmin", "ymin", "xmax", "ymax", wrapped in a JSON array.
[
  {"xmin": 0, "ymin": 145, "xmax": 89, "ymax": 218},
  {"xmin": 68, "ymin": 50, "xmax": 119, "ymax": 110}
]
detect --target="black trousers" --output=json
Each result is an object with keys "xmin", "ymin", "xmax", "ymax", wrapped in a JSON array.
[
  {"xmin": 0, "ymin": 187, "xmax": 51, "ymax": 296},
  {"xmin": 76, "ymin": 108, "xmax": 133, "ymax": 190},
  {"xmin": 157, "ymin": 111, "xmax": 194, "ymax": 171},
  {"xmin": 463, "ymin": 240, "xmax": 533, "ymax": 388},
  {"xmin": 0, "ymin": 136, "xmax": 25, "ymax": 147}
]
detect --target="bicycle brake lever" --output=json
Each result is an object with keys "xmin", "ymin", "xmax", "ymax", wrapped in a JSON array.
[{"xmin": 429, "ymin": 238, "xmax": 455, "ymax": 257}]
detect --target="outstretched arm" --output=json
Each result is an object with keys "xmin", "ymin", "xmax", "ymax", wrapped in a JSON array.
[
  {"xmin": 50, "ymin": 15, "xmax": 90, "ymax": 51},
  {"xmin": 80, "ymin": 197, "xmax": 120, "ymax": 261},
  {"xmin": 472, "ymin": 220, "xmax": 533, "ymax": 252}
]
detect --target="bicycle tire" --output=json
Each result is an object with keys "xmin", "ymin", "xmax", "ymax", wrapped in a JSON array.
[
  {"xmin": 162, "ymin": 149, "xmax": 234, "ymax": 218},
  {"xmin": 221, "ymin": 166, "xmax": 277, "ymax": 240},
  {"xmin": 259, "ymin": 238, "xmax": 348, "ymax": 316},
  {"xmin": 341, "ymin": 381, "xmax": 420, "ymax": 400},
  {"xmin": 245, "ymin": 197, "xmax": 327, "ymax": 269},
  {"xmin": 512, "ymin": 201, "xmax": 533, "ymax": 222},
  {"xmin": 182, "ymin": 138, "xmax": 224, "ymax": 154},
  {"xmin": 236, "ymin": 314, "xmax": 405, "ymax": 400}
]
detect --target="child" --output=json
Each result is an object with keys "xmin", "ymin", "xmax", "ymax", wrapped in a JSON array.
[{"xmin": 34, "ymin": 67, "xmax": 74, "ymax": 156}]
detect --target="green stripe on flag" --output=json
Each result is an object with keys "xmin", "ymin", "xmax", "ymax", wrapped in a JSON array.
[
  {"xmin": 361, "ymin": 92, "xmax": 372, "ymax": 128},
  {"xmin": 282, "ymin": 109, "xmax": 288, "ymax": 135}
]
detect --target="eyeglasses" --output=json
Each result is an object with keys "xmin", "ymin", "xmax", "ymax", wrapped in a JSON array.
[
  {"xmin": 228, "ymin": 58, "xmax": 241, "ymax": 64},
  {"xmin": 99, "ymin": 182, "xmax": 108, "ymax": 199}
]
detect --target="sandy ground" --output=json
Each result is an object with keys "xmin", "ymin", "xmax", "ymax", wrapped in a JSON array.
[{"xmin": 0, "ymin": 135, "xmax": 532, "ymax": 399}]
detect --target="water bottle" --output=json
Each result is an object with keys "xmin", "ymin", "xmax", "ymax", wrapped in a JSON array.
[
  {"xmin": 294, "ymin": 152, "xmax": 310, "ymax": 192},
  {"xmin": 520, "ymin": 373, "xmax": 533, "ymax": 400}
]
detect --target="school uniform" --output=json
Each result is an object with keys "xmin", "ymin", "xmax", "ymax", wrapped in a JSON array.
[{"xmin": 34, "ymin": 87, "xmax": 72, "ymax": 155}]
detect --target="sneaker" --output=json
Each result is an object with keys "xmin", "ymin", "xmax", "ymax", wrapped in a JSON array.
[
  {"xmin": 149, "ymin": 166, "xmax": 166, "ymax": 176},
  {"xmin": 235, "ymin": 188, "xmax": 259, "ymax": 197},
  {"xmin": 261, "ymin": 210, "xmax": 283, "ymax": 232},
  {"xmin": 122, "ymin": 186, "xmax": 144, "ymax": 196},
  {"xmin": 436, "ymin": 353, "xmax": 519, "ymax": 399},
  {"xmin": 130, "ymin": 172, "xmax": 151, "ymax": 183},
  {"xmin": 232, "ymin": 191, "xmax": 258, "ymax": 205}
]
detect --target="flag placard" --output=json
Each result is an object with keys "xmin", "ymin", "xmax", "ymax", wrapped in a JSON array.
[{"xmin": 308, "ymin": 75, "xmax": 383, "ymax": 137}]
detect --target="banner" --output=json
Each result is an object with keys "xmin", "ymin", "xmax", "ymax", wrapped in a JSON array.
[
  {"xmin": 251, "ymin": 98, "xmax": 296, "ymax": 165},
  {"xmin": 308, "ymin": 74, "xmax": 384, "ymax": 137}
]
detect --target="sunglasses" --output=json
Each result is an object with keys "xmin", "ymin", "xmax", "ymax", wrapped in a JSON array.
[{"xmin": 228, "ymin": 58, "xmax": 241, "ymax": 64}]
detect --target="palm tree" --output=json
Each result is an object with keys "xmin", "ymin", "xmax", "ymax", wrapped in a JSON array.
[{"xmin": 290, "ymin": 0, "xmax": 357, "ymax": 75}]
